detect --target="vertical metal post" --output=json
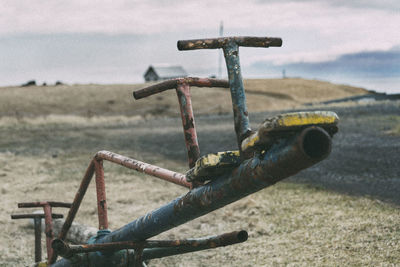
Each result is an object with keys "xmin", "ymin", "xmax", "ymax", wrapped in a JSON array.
[
  {"xmin": 223, "ymin": 40, "xmax": 251, "ymax": 148},
  {"xmin": 176, "ymin": 81, "xmax": 200, "ymax": 169},
  {"xmin": 94, "ymin": 159, "xmax": 109, "ymax": 230},
  {"xmin": 43, "ymin": 203, "xmax": 54, "ymax": 262},
  {"xmin": 33, "ymin": 217, "xmax": 42, "ymax": 263}
]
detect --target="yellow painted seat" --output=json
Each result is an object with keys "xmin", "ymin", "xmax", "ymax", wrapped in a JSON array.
[
  {"xmin": 241, "ymin": 111, "xmax": 339, "ymax": 153},
  {"xmin": 187, "ymin": 111, "xmax": 339, "ymax": 183},
  {"xmin": 186, "ymin": 151, "xmax": 240, "ymax": 182}
]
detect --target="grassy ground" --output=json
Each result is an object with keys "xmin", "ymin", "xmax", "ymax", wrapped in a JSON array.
[
  {"xmin": 1, "ymin": 79, "xmax": 398, "ymax": 266},
  {"xmin": 0, "ymin": 78, "xmax": 367, "ymax": 118}
]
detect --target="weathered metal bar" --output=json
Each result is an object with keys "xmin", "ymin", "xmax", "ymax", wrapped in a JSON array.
[
  {"xmin": 11, "ymin": 213, "xmax": 63, "ymax": 264},
  {"xmin": 133, "ymin": 77, "xmax": 229, "ymax": 100},
  {"xmin": 95, "ymin": 150, "xmax": 191, "ymax": 188},
  {"xmin": 51, "ymin": 231, "xmax": 247, "ymax": 266},
  {"xmin": 51, "ymin": 160, "xmax": 96, "ymax": 264},
  {"xmin": 34, "ymin": 217, "xmax": 42, "ymax": 263},
  {"xmin": 141, "ymin": 230, "xmax": 248, "ymax": 260},
  {"xmin": 18, "ymin": 202, "xmax": 72, "ymax": 208},
  {"xmin": 52, "ymin": 230, "xmax": 246, "ymax": 257},
  {"xmin": 176, "ymin": 82, "xmax": 200, "ymax": 168},
  {"xmin": 94, "ymin": 159, "xmax": 109, "ymax": 230},
  {"xmin": 178, "ymin": 36, "xmax": 282, "ymax": 152},
  {"xmin": 11, "ymin": 214, "xmax": 63, "ymax": 220},
  {"xmin": 177, "ymin": 36, "xmax": 282, "ymax": 50},
  {"xmin": 43, "ymin": 204, "xmax": 54, "ymax": 262},
  {"xmin": 223, "ymin": 40, "xmax": 251, "ymax": 147}
]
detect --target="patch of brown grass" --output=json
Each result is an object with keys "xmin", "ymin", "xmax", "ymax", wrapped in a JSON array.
[{"xmin": 0, "ymin": 78, "xmax": 368, "ymax": 119}]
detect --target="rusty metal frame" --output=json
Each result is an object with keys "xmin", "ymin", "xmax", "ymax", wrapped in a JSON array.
[
  {"xmin": 11, "ymin": 202, "xmax": 71, "ymax": 264},
  {"xmin": 49, "ymin": 150, "xmax": 193, "ymax": 264},
  {"xmin": 11, "ymin": 35, "xmax": 338, "ymax": 267},
  {"xmin": 177, "ymin": 36, "xmax": 282, "ymax": 153},
  {"xmin": 134, "ymin": 77, "xmax": 229, "ymax": 169}
]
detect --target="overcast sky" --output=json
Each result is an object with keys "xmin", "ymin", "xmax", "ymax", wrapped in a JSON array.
[{"xmin": 0, "ymin": 0, "xmax": 399, "ymax": 92}]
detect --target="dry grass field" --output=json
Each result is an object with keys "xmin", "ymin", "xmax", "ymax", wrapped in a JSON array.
[
  {"xmin": 1, "ymin": 78, "xmax": 399, "ymax": 266},
  {"xmin": 0, "ymin": 78, "xmax": 367, "ymax": 118}
]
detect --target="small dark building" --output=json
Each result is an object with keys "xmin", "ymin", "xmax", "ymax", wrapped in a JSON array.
[{"xmin": 144, "ymin": 65, "xmax": 187, "ymax": 82}]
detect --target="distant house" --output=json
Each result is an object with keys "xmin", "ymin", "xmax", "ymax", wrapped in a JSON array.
[{"xmin": 144, "ymin": 65, "xmax": 187, "ymax": 82}]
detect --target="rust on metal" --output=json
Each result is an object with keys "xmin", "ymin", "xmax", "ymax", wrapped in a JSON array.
[
  {"xmin": 96, "ymin": 150, "xmax": 191, "ymax": 188},
  {"xmin": 12, "ymin": 200, "xmax": 71, "ymax": 265},
  {"xmin": 52, "ymin": 160, "xmax": 96, "ymax": 264},
  {"xmin": 176, "ymin": 82, "xmax": 200, "ymax": 168},
  {"xmin": 186, "ymin": 150, "xmax": 241, "ymax": 182},
  {"xmin": 34, "ymin": 217, "xmax": 42, "ymax": 263},
  {"xmin": 52, "ymin": 230, "xmax": 247, "ymax": 262},
  {"xmin": 241, "ymin": 111, "xmax": 339, "ymax": 155},
  {"xmin": 134, "ymin": 77, "xmax": 230, "ymax": 187},
  {"xmin": 11, "ymin": 213, "xmax": 64, "ymax": 220},
  {"xmin": 11, "ymin": 213, "xmax": 62, "ymax": 263},
  {"xmin": 43, "ymin": 203, "xmax": 54, "ymax": 262},
  {"xmin": 18, "ymin": 202, "xmax": 72, "ymax": 208},
  {"xmin": 133, "ymin": 77, "xmax": 229, "ymax": 100},
  {"xmin": 94, "ymin": 159, "xmax": 109, "ymax": 230},
  {"xmin": 177, "ymin": 36, "xmax": 282, "ymax": 51},
  {"xmin": 177, "ymin": 36, "xmax": 283, "ymax": 154}
]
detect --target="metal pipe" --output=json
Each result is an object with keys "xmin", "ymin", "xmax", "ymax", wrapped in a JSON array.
[
  {"xmin": 177, "ymin": 36, "xmax": 283, "ymax": 152},
  {"xmin": 43, "ymin": 204, "xmax": 54, "ymax": 263},
  {"xmin": 176, "ymin": 82, "xmax": 200, "ymax": 168},
  {"xmin": 18, "ymin": 202, "xmax": 72, "ymax": 208},
  {"xmin": 141, "ymin": 230, "xmax": 248, "ymax": 260},
  {"xmin": 52, "ymin": 126, "xmax": 331, "ymax": 266},
  {"xmin": 133, "ymin": 77, "xmax": 229, "ymax": 100},
  {"xmin": 94, "ymin": 159, "xmax": 109, "ymax": 230},
  {"xmin": 34, "ymin": 217, "xmax": 42, "ymax": 263},
  {"xmin": 52, "ymin": 231, "xmax": 247, "ymax": 266},
  {"xmin": 11, "ymin": 214, "xmax": 63, "ymax": 220},
  {"xmin": 95, "ymin": 127, "xmax": 330, "ymax": 244},
  {"xmin": 223, "ymin": 40, "xmax": 251, "ymax": 147},
  {"xmin": 177, "ymin": 36, "xmax": 282, "ymax": 50},
  {"xmin": 95, "ymin": 150, "xmax": 191, "ymax": 188},
  {"xmin": 51, "ymin": 160, "xmax": 96, "ymax": 264}
]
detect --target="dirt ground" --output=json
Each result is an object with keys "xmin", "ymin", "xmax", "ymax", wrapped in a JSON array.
[{"xmin": 1, "ymin": 79, "xmax": 399, "ymax": 266}]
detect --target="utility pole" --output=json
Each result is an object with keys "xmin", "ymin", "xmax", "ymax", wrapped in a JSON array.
[{"xmin": 218, "ymin": 21, "xmax": 224, "ymax": 78}]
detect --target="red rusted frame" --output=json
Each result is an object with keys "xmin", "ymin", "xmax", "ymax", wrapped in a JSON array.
[
  {"xmin": 51, "ymin": 160, "xmax": 96, "ymax": 264},
  {"xmin": 176, "ymin": 81, "xmax": 199, "ymax": 168},
  {"xmin": 13, "ymin": 201, "xmax": 70, "ymax": 264},
  {"xmin": 43, "ymin": 204, "xmax": 54, "ymax": 261},
  {"xmin": 11, "ymin": 213, "xmax": 63, "ymax": 263},
  {"xmin": 96, "ymin": 150, "xmax": 191, "ymax": 188},
  {"xmin": 94, "ymin": 159, "xmax": 108, "ymax": 230},
  {"xmin": 133, "ymin": 77, "xmax": 229, "ymax": 185},
  {"xmin": 51, "ymin": 151, "xmax": 191, "ymax": 263},
  {"xmin": 133, "ymin": 77, "xmax": 229, "ymax": 100}
]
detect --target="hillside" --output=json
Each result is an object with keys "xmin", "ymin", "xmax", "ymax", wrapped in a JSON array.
[{"xmin": 1, "ymin": 78, "xmax": 368, "ymax": 118}]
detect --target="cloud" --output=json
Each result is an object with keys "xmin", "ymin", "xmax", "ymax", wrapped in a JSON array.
[
  {"xmin": 251, "ymin": 47, "xmax": 400, "ymax": 75},
  {"xmin": 255, "ymin": 0, "xmax": 400, "ymax": 11}
]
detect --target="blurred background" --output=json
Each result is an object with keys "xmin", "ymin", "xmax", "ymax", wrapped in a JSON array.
[{"xmin": 0, "ymin": 0, "xmax": 399, "ymax": 93}]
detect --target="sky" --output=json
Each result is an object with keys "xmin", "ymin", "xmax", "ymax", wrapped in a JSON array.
[{"xmin": 0, "ymin": 0, "xmax": 399, "ymax": 93}]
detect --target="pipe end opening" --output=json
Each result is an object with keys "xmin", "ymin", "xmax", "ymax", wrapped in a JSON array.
[
  {"xmin": 237, "ymin": 230, "xmax": 249, "ymax": 242},
  {"xmin": 302, "ymin": 127, "xmax": 331, "ymax": 159}
]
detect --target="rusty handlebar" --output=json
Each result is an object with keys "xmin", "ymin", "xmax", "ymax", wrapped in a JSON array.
[
  {"xmin": 133, "ymin": 77, "xmax": 229, "ymax": 99},
  {"xmin": 177, "ymin": 36, "xmax": 282, "ymax": 51}
]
